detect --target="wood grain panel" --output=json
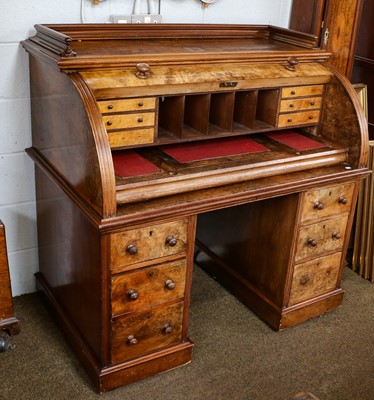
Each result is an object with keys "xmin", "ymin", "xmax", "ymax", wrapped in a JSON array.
[
  {"xmin": 281, "ymin": 85, "xmax": 324, "ymax": 98},
  {"xmin": 103, "ymin": 112, "xmax": 155, "ymax": 130},
  {"xmin": 0, "ymin": 222, "xmax": 14, "ymax": 321},
  {"xmin": 289, "ymin": 252, "xmax": 342, "ymax": 305},
  {"xmin": 300, "ymin": 183, "xmax": 354, "ymax": 222},
  {"xmin": 108, "ymin": 128, "xmax": 154, "ymax": 148},
  {"xmin": 278, "ymin": 110, "xmax": 320, "ymax": 127},
  {"xmin": 110, "ymin": 219, "xmax": 188, "ymax": 272},
  {"xmin": 295, "ymin": 215, "xmax": 348, "ymax": 262},
  {"xmin": 111, "ymin": 301, "xmax": 184, "ymax": 364},
  {"xmin": 280, "ymin": 97, "xmax": 322, "ymax": 112},
  {"xmin": 98, "ymin": 97, "xmax": 156, "ymax": 113},
  {"xmin": 111, "ymin": 259, "xmax": 186, "ymax": 316}
]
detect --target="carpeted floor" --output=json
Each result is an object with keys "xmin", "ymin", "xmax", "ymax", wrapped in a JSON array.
[{"xmin": 1, "ymin": 266, "xmax": 374, "ymax": 400}]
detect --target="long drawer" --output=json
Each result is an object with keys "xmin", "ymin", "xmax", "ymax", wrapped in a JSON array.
[
  {"xmin": 111, "ymin": 259, "xmax": 186, "ymax": 316},
  {"xmin": 111, "ymin": 301, "xmax": 184, "ymax": 364}
]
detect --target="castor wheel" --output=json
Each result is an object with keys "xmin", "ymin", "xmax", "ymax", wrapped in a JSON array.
[{"xmin": 0, "ymin": 332, "xmax": 15, "ymax": 352}]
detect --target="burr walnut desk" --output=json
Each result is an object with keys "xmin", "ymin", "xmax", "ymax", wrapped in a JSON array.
[{"xmin": 22, "ymin": 24, "xmax": 369, "ymax": 392}]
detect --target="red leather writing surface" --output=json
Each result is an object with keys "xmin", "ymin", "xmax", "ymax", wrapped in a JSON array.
[
  {"xmin": 266, "ymin": 130, "xmax": 325, "ymax": 151},
  {"xmin": 113, "ymin": 151, "xmax": 160, "ymax": 177},
  {"xmin": 161, "ymin": 136, "xmax": 268, "ymax": 163}
]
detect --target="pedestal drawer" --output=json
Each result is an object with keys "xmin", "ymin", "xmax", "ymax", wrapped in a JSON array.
[
  {"xmin": 111, "ymin": 302, "xmax": 184, "ymax": 364},
  {"xmin": 289, "ymin": 252, "xmax": 342, "ymax": 306},
  {"xmin": 295, "ymin": 215, "xmax": 348, "ymax": 262},
  {"xmin": 300, "ymin": 184, "xmax": 355, "ymax": 222},
  {"xmin": 110, "ymin": 218, "xmax": 188, "ymax": 272},
  {"xmin": 111, "ymin": 260, "xmax": 186, "ymax": 316}
]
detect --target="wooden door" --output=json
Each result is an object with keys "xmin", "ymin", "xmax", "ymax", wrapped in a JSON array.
[
  {"xmin": 351, "ymin": 0, "xmax": 374, "ymax": 138},
  {"xmin": 289, "ymin": 0, "xmax": 363, "ymax": 78}
]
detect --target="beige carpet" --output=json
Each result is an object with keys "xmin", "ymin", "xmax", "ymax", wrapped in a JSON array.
[{"xmin": 1, "ymin": 266, "xmax": 374, "ymax": 400}]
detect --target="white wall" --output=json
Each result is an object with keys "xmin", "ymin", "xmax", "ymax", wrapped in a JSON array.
[{"xmin": 0, "ymin": 0, "xmax": 292, "ymax": 296}]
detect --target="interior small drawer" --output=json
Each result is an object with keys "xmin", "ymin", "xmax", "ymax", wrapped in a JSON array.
[
  {"xmin": 281, "ymin": 85, "xmax": 324, "ymax": 98},
  {"xmin": 98, "ymin": 97, "xmax": 156, "ymax": 113},
  {"xmin": 111, "ymin": 301, "xmax": 184, "ymax": 364},
  {"xmin": 279, "ymin": 97, "xmax": 322, "ymax": 112},
  {"xmin": 300, "ymin": 183, "xmax": 355, "ymax": 223},
  {"xmin": 288, "ymin": 252, "xmax": 341, "ymax": 306},
  {"xmin": 277, "ymin": 110, "xmax": 320, "ymax": 127},
  {"xmin": 108, "ymin": 128, "xmax": 155, "ymax": 148},
  {"xmin": 295, "ymin": 215, "xmax": 348, "ymax": 262},
  {"xmin": 103, "ymin": 112, "xmax": 155, "ymax": 130},
  {"xmin": 110, "ymin": 218, "xmax": 188, "ymax": 272},
  {"xmin": 111, "ymin": 259, "xmax": 186, "ymax": 316}
]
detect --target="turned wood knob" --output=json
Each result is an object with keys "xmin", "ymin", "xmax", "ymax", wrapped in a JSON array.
[
  {"xmin": 126, "ymin": 335, "xmax": 138, "ymax": 346},
  {"xmin": 137, "ymin": 117, "xmax": 143, "ymax": 123},
  {"xmin": 339, "ymin": 196, "xmax": 348, "ymax": 205},
  {"xmin": 289, "ymin": 103, "xmax": 295, "ymax": 108},
  {"xmin": 291, "ymin": 90, "xmax": 296, "ymax": 95},
  {"xmin": 138, "ymin": 102, "xmax": 144, "ymax": 107},
  {"xmin": 162, "ymin": 324, "xmax": 173, "ymax": 334},
  {"xmin": 108, "ymin": 104, "xmax": 113, "ymax": 110},
  {"xmin": 128, "ymin": 289, "xmax": 139, "ymax": 301},
  {"xmin": 287, "ymin": 118, "xmax": 293, "ymax": 123},
  {"xmin": 332, "ymin": 231, "xmax": 342, "ymax": 240},
  {"xmin": 308, "ymin": 115, "xmax": 314, "ymax": 120},
  {"xmin": 135, "ymin": 63, "xmax": 150, "ymax": 79},
  {"xmin": 310, "ymin": 101, "xmax": 315, "ymax": 106},
  {"xmin": 314, "ymin": 201, "xmax": 324, "ymax": 210},
  {"xmin": 307, "ymin": 238, "xmax": 317, "ymax": 247},
  {"xmin": 165, "ymin": 279, "xmax": 176, "ymax": 290},
  {"xmin": 106, "ymin": 120, "xmax": 113, "ymax": 126},
  {"xmin": 300, "ymin": 275, "xmax": 309, "ymax": 285},
  {"xmin": 165, "ymin": 235, "xmax": 177, "ymax": 247},
  {"xmin": 127, "ymin": 244, "xmax": 138, "ymax": 255},
  {"xmin": 285, "ymin": 57, "xmax": 299, "ymax": 71}
]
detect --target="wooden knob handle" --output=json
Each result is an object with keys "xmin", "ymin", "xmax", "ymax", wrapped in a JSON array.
[
  {"xmin": 285, "ymin": 57, "xmax": 299, "ymax": 71},
  {"xmin": 314, "ymin": 201, "xmax": 324, "ymax": 210},
  {"xmin": 165, "ymin": 235, "xmax": 177, "ymax": 247},
  {"xmin": 128, "ymin": 289, "xmax": 139, "ymax": 301},
  {"xmin": 135, "ymin": 63, "xmax": 150, "ymax": 79},
  {"xmin": 127, "ymin": 244, "xmax": 138, "ymax": 255},
  {"xmin": 162, "ymin": 324, "xmax": 173, "ymax": 334},
  {"xmin": 339, "ymin": 196, "xmax": 348, "ymax": 205},
  {"xmin": 307, "ymin": 238, "xmax": 317, "ymax": 247},
  {"xmin": 165, "ymin": 279, "xmax": 176, "ymax": 290},
  {"xmin": 126, "ymin": 335, "xmax": 138, "ymax": 346},
  {"xmin": 300, "ymin": 275, "xmax": 309, "ymax": 285},
  {"xmin": 332, "ymin": 232, "xmax": 342, "ymax": 240},
  {"xmin": 137, "ymin": 117, "xmax": 143, "ymax": 123}
]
